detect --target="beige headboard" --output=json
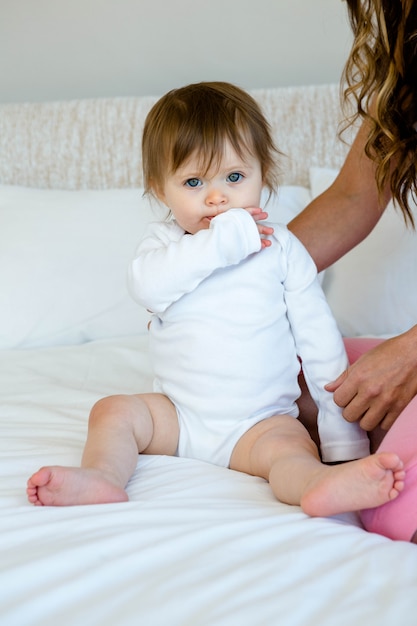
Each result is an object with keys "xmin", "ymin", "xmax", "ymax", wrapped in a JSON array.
[{"xmin": 0, "ymin": 83, "xmax": 353, "ymax": 191}]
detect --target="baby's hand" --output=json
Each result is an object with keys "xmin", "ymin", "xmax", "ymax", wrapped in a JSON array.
[{"xmin": 244, "ymin": 207, "xmax": 274, "ymax": 248}]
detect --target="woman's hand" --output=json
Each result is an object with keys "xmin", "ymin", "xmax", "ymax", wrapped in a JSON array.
[
  {"xmin": 245, "ymin": 207, "xmax": 274, "ymax": 248},
  {"xmin": 326, "ymin": 327, "xmax": 417, "ymax": 431}
]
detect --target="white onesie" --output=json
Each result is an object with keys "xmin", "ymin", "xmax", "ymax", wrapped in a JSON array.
[{"xmin": 128, "ymin": 208, "xmax": 370, "ymax": 466}]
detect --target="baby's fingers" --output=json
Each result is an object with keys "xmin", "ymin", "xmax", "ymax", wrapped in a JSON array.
[
  {"xmin": 258, "ymin": 223, "xmax": 274, "ymax": 248},
  {"xmin": 246, "ymin": 207, "xmax": 269, "ymax": 222},
  {"xmin": 244, "ymin": 207, "xmax": 274, "ymax": 245},
  {"xmin": 258, "ymin": 223, "xmax": 274, "ymax": 235}
]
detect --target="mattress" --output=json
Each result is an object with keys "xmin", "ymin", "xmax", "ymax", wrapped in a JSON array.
[{"xmin": 1, "ymin": 335, "xmax": 417, "ymax": 626}]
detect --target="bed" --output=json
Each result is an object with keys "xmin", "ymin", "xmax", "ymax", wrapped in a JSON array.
[{"xmin": 1, "ymin": 84, "xmax": 417, "ymax": 626}]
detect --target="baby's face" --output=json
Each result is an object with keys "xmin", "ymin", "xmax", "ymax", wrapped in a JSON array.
[{"xmin": 157, "ymin": 142, "xmax": 264, "ymax": 234}]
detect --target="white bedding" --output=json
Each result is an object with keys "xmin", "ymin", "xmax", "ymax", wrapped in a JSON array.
[{"xmin": 1, "ymin": 335, "xmax": 417, "ymax": 626}]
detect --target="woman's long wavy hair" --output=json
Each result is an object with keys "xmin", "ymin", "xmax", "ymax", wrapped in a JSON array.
[{"xmin": 342, "ymin": 0, "xmax": 417, "ymax": 225}]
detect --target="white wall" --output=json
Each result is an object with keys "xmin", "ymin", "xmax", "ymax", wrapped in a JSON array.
[{"xmin": 1, "ymin": 0, "xmax": 352, "ymax": 103}]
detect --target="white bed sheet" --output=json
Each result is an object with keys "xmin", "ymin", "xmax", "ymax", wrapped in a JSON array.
[{"xmin": 1, "ymin": 335, "xmax": 417, "ymax": 626}]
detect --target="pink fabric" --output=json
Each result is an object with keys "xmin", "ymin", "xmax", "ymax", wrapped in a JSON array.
[{"xmin": 344, "ymin": 337, "xmax": 417, "ymax": 542}]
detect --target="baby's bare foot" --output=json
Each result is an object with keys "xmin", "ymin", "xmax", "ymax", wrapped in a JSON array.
[
  {"xmin": 301, "ymin": 452, "xmax": 405, "ymax": 517},
  {"xmin": 27, "ymin": 466, "xmax": 128, "ymax": 506}
]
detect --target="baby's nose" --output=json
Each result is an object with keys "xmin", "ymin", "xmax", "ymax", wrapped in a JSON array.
[{"xmin": 206, "ymin": 188, "xmax": 227, "ymax": 207}]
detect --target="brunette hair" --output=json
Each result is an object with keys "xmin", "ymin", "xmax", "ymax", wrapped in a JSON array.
[
  {"xmin": 142, "ymin": 81, "xmax": 280, "ymax": 198},
  {"xmin": 342, "ymin": 0, "xmax": 417, "ymax": 225}
]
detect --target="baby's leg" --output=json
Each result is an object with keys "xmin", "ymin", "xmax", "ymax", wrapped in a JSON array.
[
  {"xmin": 27, "ymin": 393, "xmax": 179, "ymax": 506},
  {"xmin": 230, "ymin": 415, "xmax": 405, "ymax": 517}
]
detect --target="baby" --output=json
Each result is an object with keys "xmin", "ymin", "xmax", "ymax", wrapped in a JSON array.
[{"xmin": 27, "ymin": 82, "xmax": 404, "ymax": 518}]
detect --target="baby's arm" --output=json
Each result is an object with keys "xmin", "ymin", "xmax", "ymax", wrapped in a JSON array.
[
  {"xmin": 128, "ymin": 208, "xmax": 270, "ymax": 314},
  {"xmin": 280, "ymin": 226, "xmax": 370, "ymax": 462}
]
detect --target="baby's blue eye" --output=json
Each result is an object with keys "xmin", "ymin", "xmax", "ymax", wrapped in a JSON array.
[
  {"xmin": 185, "ymin": 178, "xmax": 201, "ymax": 188},
  {"xmin": 227, "ymin": 172, "xmax": 243, "ymax": 183}
]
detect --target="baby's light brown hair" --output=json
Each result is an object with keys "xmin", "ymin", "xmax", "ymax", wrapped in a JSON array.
[{"xmin": 142, "ymin": 81, "xmax": 280, "ymax": 199}]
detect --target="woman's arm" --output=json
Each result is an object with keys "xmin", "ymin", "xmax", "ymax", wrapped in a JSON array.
[
  {"xmin": 289, "ymin": 119, "xmax": 417, "ymax": 432},
  {"xmin": 288, "ymin": 120, "xmax": 392, "ymax": 271}
]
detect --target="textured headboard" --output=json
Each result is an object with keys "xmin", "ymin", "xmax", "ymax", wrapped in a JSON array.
[{"xmin": 0, "ymin": 83, "xmax": 353, "ymax": 190}]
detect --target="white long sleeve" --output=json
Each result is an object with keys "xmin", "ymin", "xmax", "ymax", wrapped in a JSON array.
[
  {"xmin": 279, "ymin": 228, "xmax": 370, "ymax": 461},
  {"xmin": 128, "ymin": 209, "xmax": 261, "ymax": 314}
]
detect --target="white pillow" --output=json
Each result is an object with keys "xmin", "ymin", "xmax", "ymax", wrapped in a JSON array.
[
  {"xmin": 1, "ymin": 184, "xmax": 311, "ymax": 350},
  {"xmin": 0, "ymin": 185, "xmax": 156, "ymax": 349},
  {"xmin": 310, "ymin": 167, "xmax": 417, "ymax": 337},
  {"xmin": 261, "ymin": 185, "xmax": 311, "ymax": 224}
]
